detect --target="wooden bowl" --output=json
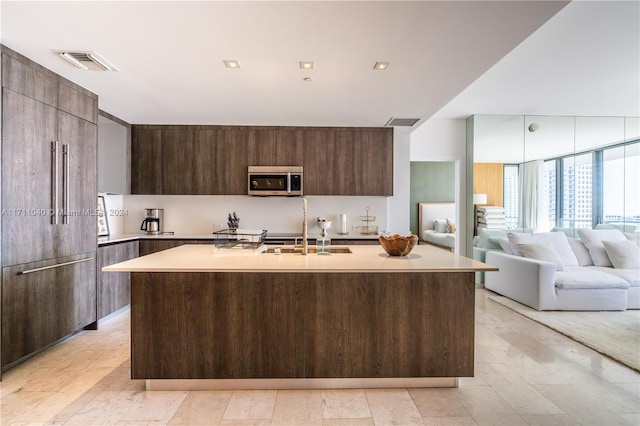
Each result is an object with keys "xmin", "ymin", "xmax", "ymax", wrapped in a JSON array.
[{"xmin": 378, "ymin": 234, "xmax": 418, "ymax": 256}]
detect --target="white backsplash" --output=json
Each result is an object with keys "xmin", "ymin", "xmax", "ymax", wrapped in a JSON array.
[{"xmin": 119, "ymin": 195, "xmax": 389, "ymax": 235}]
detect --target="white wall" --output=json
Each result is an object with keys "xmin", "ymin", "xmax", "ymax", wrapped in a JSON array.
[
  {"xmin": 387, "ymin": 129, "xmax": 411, "ymax": 235},
  {"xmin": 121, "ymin": 195, "xmax": 389, "ymax": 236},
  {"xmin": 410, "ymin": 116, "xmax": 469, "ymax": 255},
  {"xmin": 98, "ymin": 115, "xmax": 128, "ymax": 194}
]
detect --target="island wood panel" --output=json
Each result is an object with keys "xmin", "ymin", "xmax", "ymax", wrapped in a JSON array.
[
  {"xmin": 305, "ymin": 272, "xmax": 474, "ymax": 378},
  {"xmin": 130, "ymin": 270, "xmax": 474, "ymax": 379},
  {"xmin": 131, "ymin": 272, "xmax": 305, "ymax": 379}
]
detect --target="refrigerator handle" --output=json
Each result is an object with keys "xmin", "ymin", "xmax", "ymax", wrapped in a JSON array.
[
  {"xmin": 62, "ymin": 144, "xmax": 69, "ymax": 224},
  {"xmin": 51, "ymin": 141, "xmax": 59, "ymax": 225}
]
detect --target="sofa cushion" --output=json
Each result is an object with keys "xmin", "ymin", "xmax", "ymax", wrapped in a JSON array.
[
  {"xmin": 517, "ymin": 242, "xmax": 564, "ymax": 271},
  {"xmin": 578, "ymin": 229, "xmax": 627, "ymax": 267},
  {"xmin": 551, "ymin": 227, "xmax": 579, "ymax": 238},
  {"xmin": 555, "ymin": 268, "xmax": 629, "ymax": 290},
  {"xmin": 508, "ymin": 232, "xmax": 578, "ymax": 267},
  {"xmin": 567, "ymin": 237, "xmax": 594, "ymax": 266},
  {"xmin": 587, "ymin": 266, "xmax": 640, "ymax": 287},
  {"xmin": 476, "ymin": 229, "xmax": 509, "ymax": 249},
  {"xmin": 596, "ymin": 223, "xmax": 637, "ymax": 233},
  {"xmin": 476, "ymin": 228, "xmax": 532, "ymax": 250},
  {"xmin": 602, "ymin": 240, "xmax": 640, "ymax": 269}
]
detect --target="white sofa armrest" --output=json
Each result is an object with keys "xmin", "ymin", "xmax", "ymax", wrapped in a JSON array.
[
  {"xmin": 473, "ymin": 247, "xmax": 501, "ymax": 262},
  {"xmin": 485, "ymin": 251, "xmax": 557, "ymax": 310},
  {"xmin": 473, "ymin": 247, "xmax": 502, "ymax": 284}
]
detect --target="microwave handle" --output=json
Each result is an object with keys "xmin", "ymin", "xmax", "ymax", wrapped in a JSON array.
[{"xmin": 287, "ymin": 172, "xmax": 291, "ymax": 194}]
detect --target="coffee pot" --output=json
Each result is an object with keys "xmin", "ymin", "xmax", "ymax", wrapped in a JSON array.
[{"xmin": 140, "ymin": 208, "xmax": 164, "ymax": 235}]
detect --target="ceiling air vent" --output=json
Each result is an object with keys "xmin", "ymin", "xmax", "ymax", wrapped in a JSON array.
[
  {"xmin": 57, "ymin": 51, "xmax": 119, "ymax": 72},
  {"xmin": 385, "ymin": 117, "xmax": 420, "ymax": 127}
]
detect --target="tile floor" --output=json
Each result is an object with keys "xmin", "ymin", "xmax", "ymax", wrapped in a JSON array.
[{"xmin": 1, "ymin": 288, "xmax": 639, "ymax": 425}]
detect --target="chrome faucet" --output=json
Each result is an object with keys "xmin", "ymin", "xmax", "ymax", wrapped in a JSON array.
[{"xmin": 302, "ymin": 198, "xmax": 308, "ymax": 255}]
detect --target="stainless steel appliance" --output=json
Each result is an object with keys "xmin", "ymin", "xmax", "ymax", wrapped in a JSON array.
[
  {"xmin": 248, "ymin": 166, "xmax": 303, "ymax": 196},
  {"xmin": 140, "ymin": 208, "xmax": 164, "ymax": 234}
]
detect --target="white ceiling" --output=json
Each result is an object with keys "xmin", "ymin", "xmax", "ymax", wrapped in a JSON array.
[
  {"xmin": 434, "ymin": 0, "xmax": 640, "ymax": 120},
  {"xmin": 435, "ymin": 0, "xmax": 640, "ymax": 163},
  {"xmin": 0, "ymin": 0, "xmax": 572, "ymax": 127}
]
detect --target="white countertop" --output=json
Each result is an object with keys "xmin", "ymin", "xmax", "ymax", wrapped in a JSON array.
[
  {"xmin": 102, "ymin": 244, "xmax": 497, "ymax": 273},
  {"xmin": 98, "ymin": 232, "xmax": 379, "ymax": 246}
]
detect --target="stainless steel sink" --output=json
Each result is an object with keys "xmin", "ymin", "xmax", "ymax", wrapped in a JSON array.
[{"xmin": 264, "ymin": 246, "xmax": 352, "ymax": 254}]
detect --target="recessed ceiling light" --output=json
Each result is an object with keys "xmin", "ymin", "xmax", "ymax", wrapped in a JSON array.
[
  {"xmin": 373, "ymin": 62, "xmax": 390, "ymax": 70},
  {"xmin": 300, "ymin": 61, "xmax": 314, "ymax": 70},
  {"xmin": 223, "ymin": 60, "xmax": 241, "ymax": 69},
  {"xmin": 303, "ymin": 77, "xmax": 313, "ymax": 82}
]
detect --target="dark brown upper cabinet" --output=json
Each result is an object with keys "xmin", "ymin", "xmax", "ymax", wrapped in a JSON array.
[
  {"xmin": 303, "ymin": 127, "xmax": 393, "ymax": 196},
  {"xmin": 131, "ymin": 126, "xmax": 162, "ymax": 194},
  {"xmin": 248, "ymin": 127, "xmax": 304, "ymax": 166},
  {"xmin": 131, "ymin": 125, "xmax": 393, "ymax": 196},
  {"xmin": 131, "ymin": 125, "xmax": 249, "ymax": 195}
]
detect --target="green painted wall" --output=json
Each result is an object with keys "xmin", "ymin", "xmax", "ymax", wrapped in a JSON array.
[{"xmin": 410, "ymin": 162, "xmax": 455, "ymax": 235}]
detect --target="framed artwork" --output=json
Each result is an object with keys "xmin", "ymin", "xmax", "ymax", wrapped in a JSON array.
[{"xmin": 98, "ymin": 196, "xmax": 110, "ymax": 237}]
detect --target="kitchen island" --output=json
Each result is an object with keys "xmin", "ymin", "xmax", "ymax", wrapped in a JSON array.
[{"xmin": 103, "ymin": 244, "xmax": 496, "ymax": 390}]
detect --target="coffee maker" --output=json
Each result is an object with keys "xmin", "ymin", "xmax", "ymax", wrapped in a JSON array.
[{"xmin": 140, "ymin": 208, "xmax": 164, "ymax": 235}]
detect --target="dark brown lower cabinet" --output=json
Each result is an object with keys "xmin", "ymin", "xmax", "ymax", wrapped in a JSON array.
[
  {"xmin": 1, "ymin": 253, "xmax": 96, "ymax": 369},
  {"xmin": 97, "ymin": 242, "xmax": 139, "ymax": 319}
]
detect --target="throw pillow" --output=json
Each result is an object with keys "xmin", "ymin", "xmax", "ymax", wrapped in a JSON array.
[
  {"xmin": 476, "ymin": 228, "xmax": 531, "ymax": 250},
  {"xmin": 434, "ymin": 219, "xmax": 448, "ymax": 233},
  {"xmin": 508, "ymin": 232, "xmax": 579, "ymax": 266},
  {"xmin": 602, "ymin": 240, "xmax": 640, "ymax": 269},
  {"xmin": 497, "ymin": 237, "xmax": 514, "ymax": 255},
  {"xmin": 625, "ymin": 232, "xmax": 640, "ymax": 247},
  {"xmin": 476, "ymin": 229, "xmax": 507, "ymax": 249},
  {"xmin": 517, "ymin": 242, "xmax": 565, "ymax": 271},
  {"xmin": 567, "ymin": 237, "xmax": 594, "ymax": 266},
  {"xmin": 577, "ymin": 229, "xmax": 627, "ymax": 267},
  {"xmin": 446, "ymin": 219, "xmax": 456, "ymax": 234}
]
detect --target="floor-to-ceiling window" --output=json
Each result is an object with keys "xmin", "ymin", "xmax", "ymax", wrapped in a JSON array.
[
  {"xmin": 503, "ymin": 164, "xmax": 519, "ymax": 229},
  {"xmin": 516, "ymin": 140, "xmax": 639, "ymax": 231},
  {"xmin": 603, "ymin": 141, "xmax": 640, "ymax": 229}
]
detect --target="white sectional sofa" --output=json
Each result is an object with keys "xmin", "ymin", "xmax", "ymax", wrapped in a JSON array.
[
  {"xmin": 484, "ymin": 229, "xmax": 640, "ymax": 311},
  {"xmin": 473, "ymin": 228, "xmax": 532, "ymax": 283}
]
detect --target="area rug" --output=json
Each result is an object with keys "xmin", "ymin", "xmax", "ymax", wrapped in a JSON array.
[{"xmin": 488, "ymin": 295, "xmax": 640, "ymax": 371}]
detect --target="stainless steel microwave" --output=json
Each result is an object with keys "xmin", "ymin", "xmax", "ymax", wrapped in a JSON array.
[{"xmin": 248, "ymin": 166, "xmax": 303, "ymax": 196}]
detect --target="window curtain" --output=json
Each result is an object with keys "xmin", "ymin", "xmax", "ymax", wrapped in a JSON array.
[{"xmin": 518, "ymin": 160, "xmax": 548, "ymax": 231}]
